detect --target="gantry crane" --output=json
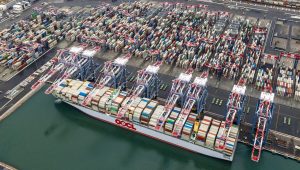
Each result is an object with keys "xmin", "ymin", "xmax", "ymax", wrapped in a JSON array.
[
  {"xmin": 155, "ymin": 69, "xmax": 194, "ymax": 131},
  {"xmin": 116, "ymin": 61, "xmax": 162, "ymax": 119},
  {"xmin": 251, "ymin": 89, "xmax": 274, "ymax": 162},
  {"xmin": 31, "ymin": 45, "xmax": 86, "ymax": 90},
  {"xmin": 172, "ymin": 72, "xmax": 208, "ymax": 137},
  {"xmin": 44, "ymin": 46, "xmax": 100, "ymax": 95},
  {"xmin": 82, "ymin": 54, "xmax": 131, "ymax": 106},
  {"xmin": 217, "ymin": 79, "xmax": 247, "ymax": 150}
]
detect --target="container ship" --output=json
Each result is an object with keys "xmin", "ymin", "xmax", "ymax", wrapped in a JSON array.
[
  {"xmin": 52, "ymin": 80, "xmax": 238, "ymax": 161},
  {"xmin": 45, "ymin": 52, "xmax": 240, "ymax": 161}
]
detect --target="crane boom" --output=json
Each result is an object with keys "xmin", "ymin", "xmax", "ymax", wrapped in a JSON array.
[
  {"xmin": 116, "ymin": 61, "xmax": 162, "ymax": 119},
  {"xmin": 172, "ymin": 72, "xmax": 208, "ymax": 137},
  {"xmin": 251, "ymin": 91, "xmax": 274, "ymax": 162},
  {"xmin": 82, "ymin": 54, "xmax": 131, "ymax": 106},
  {"xmin": 44, "ymin": 46, "xmax": 100, "ymax": 95},
  {"xmin": 217, "ymin": 79, "xmax": 247, "ymax": 150},
  {"xmin": 155, "ymin": 69, "xmax": 194, "ymax": 131},
  {"xmin": 31, "ymin": 49, "xmax": 73, "ymax": 90},
  {"xmin": 45, "ymin": 57, "xmax": 89, "ymax": 94}
]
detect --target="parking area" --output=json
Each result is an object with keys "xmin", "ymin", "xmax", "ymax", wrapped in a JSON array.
[
  {"xmin": 271, "ymin": 19, "xmax": 300, "ymax": 53},
  {"xmin": 290, "ymin": 39, "xmax": 300, "ymax": 53},
  {"xmin": 291, "ymin": 25, "xmax": 300, "ymax": 39},
  {"xmin": 274, "ymin": 20, "xmax": 290, "ymax": 38},
  {"xmin": 272, "ymin": 37, "xmax": 288, "ymax": 51}
]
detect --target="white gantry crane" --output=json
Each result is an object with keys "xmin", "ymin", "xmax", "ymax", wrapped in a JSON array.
[
  {"xmin": 172, "ymin": 72, "xmax": 208, "ymax": 137},
  {"xmin": 216, "ymin": 79, "xmax": 247, "ymax": 150},
  {"xmin": 116, "ymin": 61, "xmax": 162, "ymax": 119},
  {"xmin": 251, "ymin": 90, "xmax": 274, "ymax": 162},
  {"xmin": 81, "ymin": 54, "xmax": 131, "ymax": 106},
  {"xmin": 155, "ymin": 69, "xmax": 194, "ymax": 131}
]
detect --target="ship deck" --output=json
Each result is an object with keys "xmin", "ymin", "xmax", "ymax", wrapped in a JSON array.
[{"xmin": 65, "ymin": 100, "xmax": 236, "ymax": 161}]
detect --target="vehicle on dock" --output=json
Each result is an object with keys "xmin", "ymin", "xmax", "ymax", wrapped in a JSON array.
[{"xmin": 12, "ymin": 1, "xmax": 31, "ymax": 14}]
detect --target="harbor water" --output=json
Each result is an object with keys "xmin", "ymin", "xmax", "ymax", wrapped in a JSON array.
[{"xmin": 0, "ymin": 87, "xmax": 299, "ymax": 170}]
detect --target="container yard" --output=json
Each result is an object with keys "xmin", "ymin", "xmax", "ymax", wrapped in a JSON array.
[
  {"xmin": 0, "ymin": 6, "xmax": 67, "ymax": 81},
  {"xmin": 276, "ymin": 53, "xmax": 297, "ymax": 97},
  {"xmin": 236, "ymin": 0, "xmax": 300, "ymax": 9},
  {"xmin": 0, "ymin": 0, "xmax": 300, "ymax": 169}
]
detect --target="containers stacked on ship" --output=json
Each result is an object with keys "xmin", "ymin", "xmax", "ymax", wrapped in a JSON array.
[
  {"xmin": 52, "ymin": 74, "xmax": 239, "ymax": 160},
  {"xmin": 215, "ymin": 79, "xmax": 247, "ymax": 156},
  {"xmin": 251, "ymin": 91, "xmax": 275, "ymax": 162},
  {"xmin": 116, "ymin": 61, "xmax": 162, "ymax": 119},
  {"xmin": 90, "ymin": 87, "xmax": 110, "ymax": 111},
  {"xmin": 153, "ymin": 69, "xmax": 193, "ymax": 131},
  {"xmin": 181, "ymin": 113, "xmax": 198, "ymax": 141},
  {"xmin": 196, "ymin": 116, "xmax": 212, "ymax": 145},
  {"xmin": 52, "ymin": 79, "xmax": 92, "ymax": 104},
  {"xmin": 223, "ymin": 125, "xmax": 239, "ymax": 156},
  {"xmin": 123, "ymin": 97, "xmax": 142, "ymax": 121},
  {"xmin": 172, "ymin": 72, "xmax": 208, "ymax": 138},
  {"xmin": 276, "ymin": 53, "xmax": 299, "ymax": 97},
  {"xmin": 214, "ymin": 121, "xmax": 225, "ymax": 150},
  {"xmin": 81, "ymin": 54, "xmax": 131, "ymax": 106},
  {"xmin": 43, "ymin": 45, "xmax": 100, "ymax": 94},
  {"xmin": 164, "ymin": 107, "xmax": 181, "ymax": 135},
  {"xmin": 133, "ymin": 98, "xmax": 150, "ymax": 123},
  {"xmin": 140, "ymin": 100, "xmax": 158, "ymax": 125},
  {"xmin": 205, "ymin": 119, "xmax": 221, "ymax": 148},
  {"xmin": 98, "ymin": 88, "xmax": 114, "ymax": 112},
  {"xmin": 149, "ymin": 105, "xmax": 165, "ymax": 127},
  {"xmin": 255, "ymin": 54, "xmax": 279, "ymax": 91},
  {"xmin": 108, "ymin": 90, "xmax": 128, "ymax": 115}
]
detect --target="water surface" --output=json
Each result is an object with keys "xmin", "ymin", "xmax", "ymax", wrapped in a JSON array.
[{"xmin": 0, "ymin": 88, "xmax": 299, "ymax": 170}]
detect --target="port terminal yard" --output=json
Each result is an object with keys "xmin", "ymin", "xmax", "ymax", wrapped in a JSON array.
[{"xmin": 0, "ymin": 0, "xmax": 300, "ymax": 163}]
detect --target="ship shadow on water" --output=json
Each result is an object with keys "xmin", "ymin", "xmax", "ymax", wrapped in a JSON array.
[{"xmin": 54, "ymin": 102, "xmax": 232, "ymax": 170}]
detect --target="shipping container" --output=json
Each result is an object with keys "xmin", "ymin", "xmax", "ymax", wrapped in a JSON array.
[
  {"xmin": 294, "ymin": 62, "xmax": 300, "ymax": 101},
  {"xmin": 276, "ymin": 56, "xmax": 296, "ymax": 97},
  {"xmin": 255, "ymin": 54, "xmax": 278, "ymax": 91}
]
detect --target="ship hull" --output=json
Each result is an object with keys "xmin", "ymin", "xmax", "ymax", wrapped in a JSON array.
[{"xmin": 65, "ymin": 101, "xmax": 234, "ymax": 161}]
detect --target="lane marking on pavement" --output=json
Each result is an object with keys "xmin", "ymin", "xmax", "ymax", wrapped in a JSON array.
[
  {"xmin": 278, "ymin": 113, "xmax": 300, "ymax": 119},
  {"xmin": 0, "ymin": 99, "xmax": 12, "ymax": 111}
]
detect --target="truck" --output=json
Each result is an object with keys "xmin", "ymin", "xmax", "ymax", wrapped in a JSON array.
[
  {"xmin": 0, "ymin": 0, "xmax": 17, "ymax": 11},
  {"xmin": 12, "ymin": 1, "xmax": 31, "ymax": 14}
]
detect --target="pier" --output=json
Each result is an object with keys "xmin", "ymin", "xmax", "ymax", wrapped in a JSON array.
[{"xmin": 0, "ymin": 162, "xmax": 17, "ymax": 170}]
